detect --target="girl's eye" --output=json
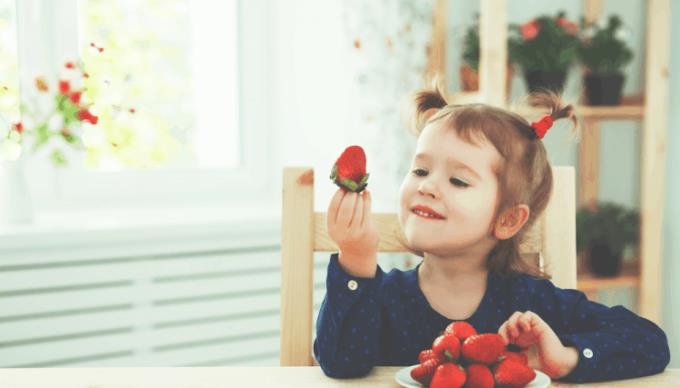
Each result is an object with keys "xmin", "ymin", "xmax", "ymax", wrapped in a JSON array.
[
  {"xmin": 412, "ymin": 168, "xmax": 427, "ymax": 177},
  {"xmin": 411, "ymin": 169, "xmax": 470, "ymax": 188},
  {"xmin": 450, "ymin": 178, "xmax": 470, "ymax": 188}
]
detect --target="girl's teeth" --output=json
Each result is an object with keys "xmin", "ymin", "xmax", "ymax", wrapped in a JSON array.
[{"xmin": 414, "ymin": 209, "xmax": 437, "ymax": 218}]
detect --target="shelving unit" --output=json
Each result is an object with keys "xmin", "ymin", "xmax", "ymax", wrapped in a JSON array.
[{"xmin": 427, "ymin": 0, "xmax": 669, "ymax": 323}]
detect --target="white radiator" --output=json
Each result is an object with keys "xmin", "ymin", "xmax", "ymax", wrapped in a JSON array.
[{"xmin": 0, "ymin": 216, "xmax": 313, "ymax": 367}]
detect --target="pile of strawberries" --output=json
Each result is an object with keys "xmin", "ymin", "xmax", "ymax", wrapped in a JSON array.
[{"xmin": 411, "ymin": 321, "xmax": 535, "ymax": 388}]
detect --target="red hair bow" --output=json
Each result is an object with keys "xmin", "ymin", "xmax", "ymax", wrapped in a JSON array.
[{"xmin": 531, "ymin": 115, "xmax": 553, "ymax": 139}]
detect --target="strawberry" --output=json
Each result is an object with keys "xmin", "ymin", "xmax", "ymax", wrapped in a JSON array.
[
  {"xmin": 410, "ymin": 358, "xmax": 439, "ymax": 386},
  {"xmin": 461, "ymin": 333, "xmax": 505, "ymax": 365},
  {"xmin": 419, "ymin": 349, "xmax": 446, "ymax": 364},
  {"xmin": 430, "ymin": 363, "xmax": 466, "ymax": 388},
  {"xmin": 330, "ymin": 145, "xmax": 369, "ymax": 193},
  {"xmin": 444, "ymin": 321, "xmax": 477, "ymax": 342},
  {"xmin": 500, "ymin": 350, "xmax": 529, "ymax": 366},
  {"xmin": 432, "ymin": 334, "xmax": 461, "ymax": 362},
  {"xmin": 493, "ymin": 358, "xmax": 536, "ymax": 387},
  {"xmin": 464, "ymin": 364, "xmax": 494, "ymax": 388}
]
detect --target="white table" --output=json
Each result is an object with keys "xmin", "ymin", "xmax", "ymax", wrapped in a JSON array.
[{"xmin": 0, "ymin": 367, "xmax": 678, "ymax": 387}]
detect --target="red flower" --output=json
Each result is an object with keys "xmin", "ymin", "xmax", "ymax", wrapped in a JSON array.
[
  {"xmin": 59, "ymin": 80, "xmax": 70, "ymax": 95},
  {"xmin": 521, "ymin": 20, "xmax": 540, "ymax": 40},
  {"xmin": 129, "ymin": 108, "xmax": 136, "ymax": 114},
  {"xmin": 65, "ymin": 61, "xmax": 75, "ymax": 69},
  {"xmin": 13, "ymin": 122, "xmax": 23, "ymax": 133},
  {"xmin": 70, "ymin": 91, "xmax": 82, "ymax": 104},
  {"xmin": 556, "ymin": 17, "xmax": 578, "ymax": 35},
  {"xmin": 77, "ymin": 109, "xmax": 99, "ymax": 125}
]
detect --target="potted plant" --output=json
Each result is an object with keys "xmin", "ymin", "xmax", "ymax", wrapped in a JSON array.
[
  {"xmin": 576, "ymin": 202, "xmax": 640, "ymax": 277},
  {"xmin": 508, "ymin": 11, "xmax": 580, "ymax": 93},
  {"xmin": 578, "ymin": 15, "xmax": 633, "ymax": 105},
  {"xmin": 460, "ymin": 15, "xmax": 514, "ymax": 94}
]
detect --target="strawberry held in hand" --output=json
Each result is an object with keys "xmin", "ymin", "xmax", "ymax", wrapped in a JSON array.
[{"xmin": 330, "ymin": 145, "xmax": 369, "ymax": 193}]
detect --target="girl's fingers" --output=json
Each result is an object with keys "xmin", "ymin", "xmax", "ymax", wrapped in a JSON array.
[
  {"xmin": 498, "ymin": 322, "xmax": 510, "ymax": 345},
  {"xmin": 518, "ymin": 313, "xmax": 533, "ymax": 332},
  {"xmin": 507, "ymin": 311, "xmax": 522, "ymax": 338},
  {"xmin": 360, "ymin": 190, "xmax": 371, "ymax": 227},
  {"xmin": 338, "ymin": 192, "xmax": 358, "ymax": 227},
  {"xmin": 328, "ymin": 188, "xmax": 346, "ymax": 225},
  {"xmin": 351, "ymin": 192, "xmax": 364, "ymax": 228}
]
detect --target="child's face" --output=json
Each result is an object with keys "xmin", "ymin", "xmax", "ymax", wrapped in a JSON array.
[{"xmin": 398, "ymin": 121, "xmax": 502, "ymax": 257}]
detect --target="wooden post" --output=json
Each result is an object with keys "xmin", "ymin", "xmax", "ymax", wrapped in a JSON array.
[
  {"xmin": 639, "ymin": 0, "xmax": 669, "ymax": 324},
  {"xmin": 425, "ymin": 0, "xmax": 448, "ymax": 87},
  {"xmin": 578, "ymin": 118, "xmax": 600, "ymax": 209},
  {"xmin": 280, "ymin": 168, "xmax": 315, "ymax": 366},
  {"xmin": 479, "ymin": 0, "xmax": 507, "ymax": 106}
]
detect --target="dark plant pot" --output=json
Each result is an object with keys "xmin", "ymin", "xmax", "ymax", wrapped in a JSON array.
[
  {"xmin": 584, "ymin": 73, "xmax": 625, "ymax": 106},
  {"xmin": 588, "ymin": 242, "xmax": 623, "ymax": 277},
  {"xmin": 524, "ymin": 70, "xmax": 567, "ymax": 93}
]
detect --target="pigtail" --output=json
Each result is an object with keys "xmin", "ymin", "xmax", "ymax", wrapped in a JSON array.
[
  {"xmin": 525, "ymin": 90, "xmax": 579, "ymax": 139},
  {"xmin": 403, "ymin": 77, "xmax": 449, "ymax": 136}
]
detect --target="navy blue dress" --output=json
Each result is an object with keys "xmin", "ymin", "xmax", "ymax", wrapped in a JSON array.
[{"xmin": 313, "ymin": 253, "xmax": 670, "ymax": 383}]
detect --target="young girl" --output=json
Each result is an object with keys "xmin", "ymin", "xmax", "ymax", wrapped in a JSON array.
[{"xmin": 313, "ymin": 86, "xmax": 670, "ymax": 383}]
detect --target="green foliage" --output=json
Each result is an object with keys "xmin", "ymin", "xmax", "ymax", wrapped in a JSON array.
[
  {"xmin": 508, "ymin": 11, "xmax": 580, "ymax": 72},
  {"xmin": 578, "ymin": 15, "xmax": 633, "ymax": 74},
  {"xmin": 461, "ymin": 15, "xmax": 480, "ymax": 70},
  {"xmin": 576, "ymin": 202, "xmax": 640, "ymax": 256}
]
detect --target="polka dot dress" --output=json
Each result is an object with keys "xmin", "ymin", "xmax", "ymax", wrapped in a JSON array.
[{"xmin": 313, "ymin": 253, "xmax": 670, "ymax": 383}]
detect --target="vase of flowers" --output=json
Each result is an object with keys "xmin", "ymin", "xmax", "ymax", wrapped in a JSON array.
[
  {"xmin": 578, "ymin": 15, "xmax": 633, "ymax": 105},
  {"xmin": 509, "ymin": 11, "xmax": 580, "ymax": 93},
  {"xmin": 576, "ymin": 202, "xmax": 640, "ymax": 277},
  {"xmin": 0, "ymin": 59, "xmax": 101, "ymax": 225},
  {"xmin": 460, "ymin": 14, "xmax": 514, "ymax": 94}
]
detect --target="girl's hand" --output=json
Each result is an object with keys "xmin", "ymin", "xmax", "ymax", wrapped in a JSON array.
[
  {"xmin": 498, "ymin": 310, "xmax": 579, "ymax": 379},
  {"xmin": 327, "ymin": 188, "xmax": 379, "ymax": 278}
]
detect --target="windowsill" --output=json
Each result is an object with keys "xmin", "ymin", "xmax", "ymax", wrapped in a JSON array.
[{"xmin": 0, "ymin": 202, "xmax": 282, "ymax": 257}]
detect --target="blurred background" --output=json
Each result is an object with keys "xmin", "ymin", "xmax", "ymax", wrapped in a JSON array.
[{"xmin": 0, "ymin": 0, "xmax": 677, "ymax": 367}]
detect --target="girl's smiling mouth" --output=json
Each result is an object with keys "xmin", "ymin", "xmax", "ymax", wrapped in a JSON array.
[{"xmin": 411, "ymin": 205, "xmax": 446, "ymax": 220}]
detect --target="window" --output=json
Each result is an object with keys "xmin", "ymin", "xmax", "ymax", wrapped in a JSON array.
[
  {"xmin": 0, "ymin": 0, "xmax": 20, "ymax": 154},
  {"xmin": 14, "ymin": 0, "xmax": 275, "ymax": 209}
]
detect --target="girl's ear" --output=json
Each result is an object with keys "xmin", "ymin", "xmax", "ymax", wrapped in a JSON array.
[{"xmin": 493, "ymin": 204, "xmax": 530, "ymax": 240}]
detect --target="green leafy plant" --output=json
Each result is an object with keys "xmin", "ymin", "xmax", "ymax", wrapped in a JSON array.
[
  {"xmin": 461, "ymin": 14, "xmax": 516, "ymax": 70},
  {"xmin": 576, "ymin": 202, "xmax": 640, "ymax": 256},
  {"xmin": 508, "ymin": 11, "xmax": 580, "ymax": 72},
  {"xmin": 461, "ymin": 16, "xmax": 480, "ymax": 70},
  {"xmin": 578, "ymin": 15, "xmax": 633, "ymax": 75}
]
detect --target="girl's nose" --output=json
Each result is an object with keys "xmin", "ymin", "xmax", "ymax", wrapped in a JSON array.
[{"xmin": 418, "ymin": 180, "xmax": 439, "ymax": 199}]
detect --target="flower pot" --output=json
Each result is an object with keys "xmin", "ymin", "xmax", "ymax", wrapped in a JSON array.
[
  {"xmin": 587, "ymin": 241, "xmax": 623, "ymax": 277},
  {"xmin": 0, "ymin": 157, "xmax": 34, "ymax": 225},
  {"xmin": 460, "ymin": 64, "xmax": 515, "ymax": 95},
  {"xmin": 523, "ymin": 70, "xmax": 567, "ymax": 93},
  {"xmin": 584, "ymin": 73, "xmax": 625, "ymax": 106}
]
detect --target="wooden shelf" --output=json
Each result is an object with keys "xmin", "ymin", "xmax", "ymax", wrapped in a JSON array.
[
  {"xmin": 577, "ymin": 262, "xmax": 640, "ymax": 293},
  {"xmin": 514, "ymin": 104, "xmax": 644, "ymax": 120},
  {"xmin": 448, "ymin": 93, "xmax": 645, "ymax": 120}
]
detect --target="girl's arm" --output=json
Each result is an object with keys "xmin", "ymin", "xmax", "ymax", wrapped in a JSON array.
[
  {"xmin": 313, "ymin": 253, "xmax": 384, "ymax": 378},
  {"xmin": 530, "ymin": 278, "xmax": 671, "ymax": 383}
]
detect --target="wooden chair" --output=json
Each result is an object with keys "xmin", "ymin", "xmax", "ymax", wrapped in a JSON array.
[{"xmin": 280, "ymin": 166, "xmax": 577, "ymax": 366}]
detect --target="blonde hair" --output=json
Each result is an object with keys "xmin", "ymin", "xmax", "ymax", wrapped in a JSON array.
[{"xmin": 403, "ymin": 83, "xmax": 578, "ymax": 278}]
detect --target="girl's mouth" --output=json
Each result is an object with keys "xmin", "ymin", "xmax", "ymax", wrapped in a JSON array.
[{"xmin": 412, "ymin": 209, "xmax": 446, "ymax": 220}]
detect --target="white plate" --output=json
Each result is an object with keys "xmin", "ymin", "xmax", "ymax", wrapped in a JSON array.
[{"xmin": 394, "ymin": 364, "xmax": 551, "ymax": 388}]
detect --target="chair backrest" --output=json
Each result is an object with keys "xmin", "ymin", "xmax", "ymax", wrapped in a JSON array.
[{"xmin": 280, "ymin": 166, "xmax": 576, "ymax": 366}]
